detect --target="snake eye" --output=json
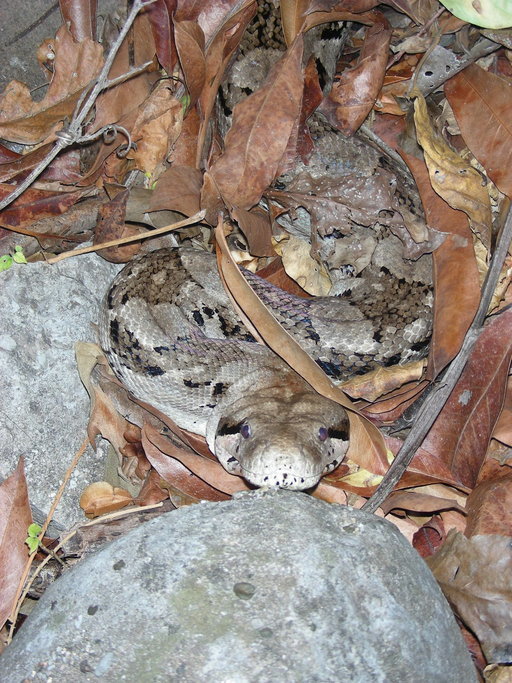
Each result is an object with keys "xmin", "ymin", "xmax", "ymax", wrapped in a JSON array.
[
  {"xmin": 318, "ymin": 427, "xmax": 328, "ymax": 442},
  {"xmin": 240, "ymin": 423, "xmax": 252, "ymax": 439}
]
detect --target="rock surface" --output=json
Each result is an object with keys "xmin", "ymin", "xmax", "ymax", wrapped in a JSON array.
[
  {"xmin": 0, "ymin": 254, "xmax": 120, "ymax": 526},
  {"xmin": 0, "ymin": 491, "xmax": 476, "ymax": 682}
]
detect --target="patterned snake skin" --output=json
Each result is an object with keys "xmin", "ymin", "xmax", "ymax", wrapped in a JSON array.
[{"xmin": 99, "ymin": 2, "xmax": 434, "ymax": 490}]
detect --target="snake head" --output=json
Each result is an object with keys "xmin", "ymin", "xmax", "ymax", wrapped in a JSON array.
[{"xmin": 211, "ymin": 388, "xmax": 349, "ymax": 490}]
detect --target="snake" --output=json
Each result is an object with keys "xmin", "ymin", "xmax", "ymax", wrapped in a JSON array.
[{"xmin": 99, "ymin": 1, "xmax": 434, "ymax": 491}]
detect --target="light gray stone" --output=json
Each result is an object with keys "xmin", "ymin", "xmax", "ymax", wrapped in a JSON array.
[
  {"xmin": 0, "ymin": 254, "xmax": 120, "ymax": 526},
  {"xmin": 0, "ymin": 491, "xmax": 476, "ymax": 682}
]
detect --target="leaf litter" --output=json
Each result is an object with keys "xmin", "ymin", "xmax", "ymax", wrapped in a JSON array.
[{"xmin": 1, "ymin": 0, "xmax": 512, "ymax": 669}]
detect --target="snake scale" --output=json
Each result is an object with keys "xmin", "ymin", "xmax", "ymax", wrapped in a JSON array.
[{"xmin": 99, "ymin": 1, "xmax": 434, "ymax": 490}]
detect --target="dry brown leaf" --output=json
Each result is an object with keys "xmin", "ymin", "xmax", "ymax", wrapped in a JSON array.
[
  {"xmin": 255, "ymin": 256, "xmax": 312, "ymax": 298},
  {"xmin": 208, "ymin": 34, "xmax": 304, "ymax": 209},
  {"xmin": 427, "ymin": 529, "xmax": 512, "ymax": 664},
  {"xmin": 273, "ymin": 235, "xmax": 331, "ymax": 295},
  {"xmin": 230, "ymin": 206, "xmax": 275, "ymax": 257},
  {"xmin": 0, "ymin": 184, "xmax": 89, "ymax": 231},
  {"xmin": 196, "ymin": 1, "xmax": 257, "ymax": 165},
  {"xmin": 94, "ymin": 189, "xmax": 145, "ymax": 263},
  {"xmin": 174, "ymin": 20, "xmax": 206, "ymax": 108},
  {"xmin": 413, "ymin": 92, "xmax": 492, "ymax": 254},
  {"xmin": 0, "ymin": 458, "xmax": 33, "ymax": 630},
  {"xmin": 150, "ymin": 165, "xmax": 203, "ymax": 217},
  {"xmin": 91, "ymin": 13, "xmax": 158, "ymax": 133},
  {"xmin": 75, "ymin": 342, "xmax": 134, "ymax": 455},
  {"xmin": 127, "ymin": 85, "xmax": 183, "ymax": 178},
  {"xmin": 143, "ymin": 423, "xmax": 248, "ymax": 495},
  {"xmin": 168, "ymin": 107, "xmax": 201, "ymax": 167},
  {"xmin": 444, "ymin": 63, "xmax": 512, "ymax": 198},
  {"xmin": 0, "ymin": 26, "xmax": 103, "ymax": 145},
  {"xmin": 141, "ymin": 424, "xmax": 233, "ymax": 501},
  {"xmin": 420, "ymin": 308, "xmax": 512, "ymax": 490},
  {"xmin": 383, "ymin": 435, "xmax": 472, "ymax": 490},
  {"xmin": 80, "ymin": 481, "xmax": 133, "ymax": 518},
  {"xmin": 381, "ymin": 487, "xmax": 466, "ymax": 516},
  {"xmin": 318, "ymin": 15, "xmax": 392, "ymax": 134},
  {"xmin": 465, "ymin": 475, "xmax": 512, "ymax": 537},
  {"xmin": 280, "ymin": 0, "xmax": 309, "ymax": 45},
  {"xmin": 492, "ymin": 375, "xmax": 512, "ymax": 447},
  {"xmin": 342, "ymin": 360, "xmax": 425, "ymax": 402}
]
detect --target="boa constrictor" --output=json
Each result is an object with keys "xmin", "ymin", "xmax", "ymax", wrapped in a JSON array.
[
  {"xmin": 100, "ymin": 245, "xmax": 432, "ymax": 490},
  {"xmin": 99, "ymin": 1, "xmax": 434, "ymax": 490}
]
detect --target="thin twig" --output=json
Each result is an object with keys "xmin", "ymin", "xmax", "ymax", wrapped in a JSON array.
[
  {"xmin": 8, "ymin": 436, "xmax": 89, "ymax": 634},
  {"xmin": 0, "ymin": 0, "xmax": 156, "ymax": 212},
  {"xmin": 363, "ymin": 203, "xmax": 512, "ymax": 513},
  {"xmin": 46, "ymin": 210, "xmax": 206, "ymax": 263}
]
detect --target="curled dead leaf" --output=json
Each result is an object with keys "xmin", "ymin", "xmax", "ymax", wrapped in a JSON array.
[
  {"xmin": 80, "ymin": 482, "xmax": 133, "ymax": 518},
  {"xmin": 413, "ymin": 92, "xmax": 492, "ymax": 258},
  {"xmin": 0, "ymin": 26, "xmax": 103, "ymax": 145},
  {"xmin": 427, "ymin": 529, "xmax": 512, "ymax": 664}
]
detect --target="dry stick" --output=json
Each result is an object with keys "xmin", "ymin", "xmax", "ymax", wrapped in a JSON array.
[
  {"xmin": 0, "ymin": 0, "xmax": 157, "ymax": 212},
  {"xmin": 46, "ymin": 210, "xmax": 207, "ymax": 263},
  {"xmin": 7, "ymin": 436, "xmax": 89, "ymax": 638},
  {"xmin": 363, "ymin": 204, "xmax": 512, "ymax": 513}
]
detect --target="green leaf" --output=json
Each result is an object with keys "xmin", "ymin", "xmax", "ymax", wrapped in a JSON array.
[
  {"xmin": 439, "ymin": 0, "xmax": 512, "ymax": 28},
  {"xmin": 13, "ymin": 246, "xmax": 27, "ymax": 264},
  {"xmin": 0, "ymin": 255, "xmax": 13, "ymax": 272},
  {"xmin": 25, "ymin": 537, "xmax": 40, "ymax": 553},
  {"xmin": 27, "ymin": 523, "xmax": 42, "ymax": 537}
]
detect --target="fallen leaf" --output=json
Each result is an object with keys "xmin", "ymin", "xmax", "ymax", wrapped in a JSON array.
[
  {"xmin": 465, "ymin": 475, "xmax": 512, "ymax": 537},
  {"xmin": 196, "ymin": 1, "xmax": 257, "ymax": 165},
  {"xmin": 145, "ymin": 0, "xmax": 177, "ymax": 74},
  {"xmin": 0, "ymin": 458, "xmax": 33, "ymax": 630},
  {"xmin": 150, "ymin": 165, "xmax": 203, "ymax": 216},
  {"xmin": 141, "ymin": 424, "xmax": 233, "ymax": 500},
  {"xmin": 420, "ymin": 308, "xmax": 512, "ymax": 490},
  {"xmin": 127, "ymin": 84, "xmax": 183, "ymax": 178},
  {"xmin": 427, "ymin": 529, "xmax": 512, "ymax": 664},
  {"xmin": 413, "ymin": 92, "xmax": 492, "ymax": 252},
  {"xmin": 0, "ymin": 185, "xmax": 90, "ymax": 230},
  {"xmin": 444, "ymin": 63, "xmax": 512, "ymax": 198},
  {"xmin": 318, "ymin": 15, "xmax": 392, "ymax": 134},
  {"xmin": 94, "ymin": 189, "xmax": 145, "ymax": 263},
  {"xmin": 230, "ymin": 206, "xmax": 275, "ymax": 257},
  {"xmin": 373, "ymin": 113, "xmax": 481, "ymax": 377},
  {"xmin": 273, "ymin": 234, "xmax": 331, "ymax": 295},
  {"xmin": 0, "ymin": 26, "xmax": 103, "ymax": 145},
  {"xmin": 174, "ymin": 20, "xmax": 206, "ymax": 108},
  {"xmin": 143, "ymin": 423, "xmax": 248, "ymax": 495},
  {"xmin": 91, "ymin": 13, "xmax": 158, "ymax": 134},
  {"xmin": 208, "ymin": 34, "xmax": 304, "ymax": 209},
  {"xmin": 79, "ymin": 482, "xmax": 133, "ymax": 518}
]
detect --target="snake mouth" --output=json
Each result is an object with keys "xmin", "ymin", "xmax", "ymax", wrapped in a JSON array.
[
  {"xmin": 223, "ymin": 454, "xmax": 341, "ymax": 490},
  {"xmin": 239, "ymin": 464, "xmax": 333, "ymax": 491}
]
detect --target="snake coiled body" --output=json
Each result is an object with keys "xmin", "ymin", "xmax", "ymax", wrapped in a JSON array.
[
  {"xmin": 100, "ymin": 247, "xmax": 432, "ymax": 489},
  {"xmin": 99, "ymin": 1, "xmax": 434, "ymax": 490}
]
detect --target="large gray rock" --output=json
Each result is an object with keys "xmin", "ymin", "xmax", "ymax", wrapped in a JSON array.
[
  {"xmin": 0, "ymin": 491, "xmax": 476, "ymax": 682},
  {"xmin": 0, "ymin": 254, "xmax": 119, "ymax": 526}
]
